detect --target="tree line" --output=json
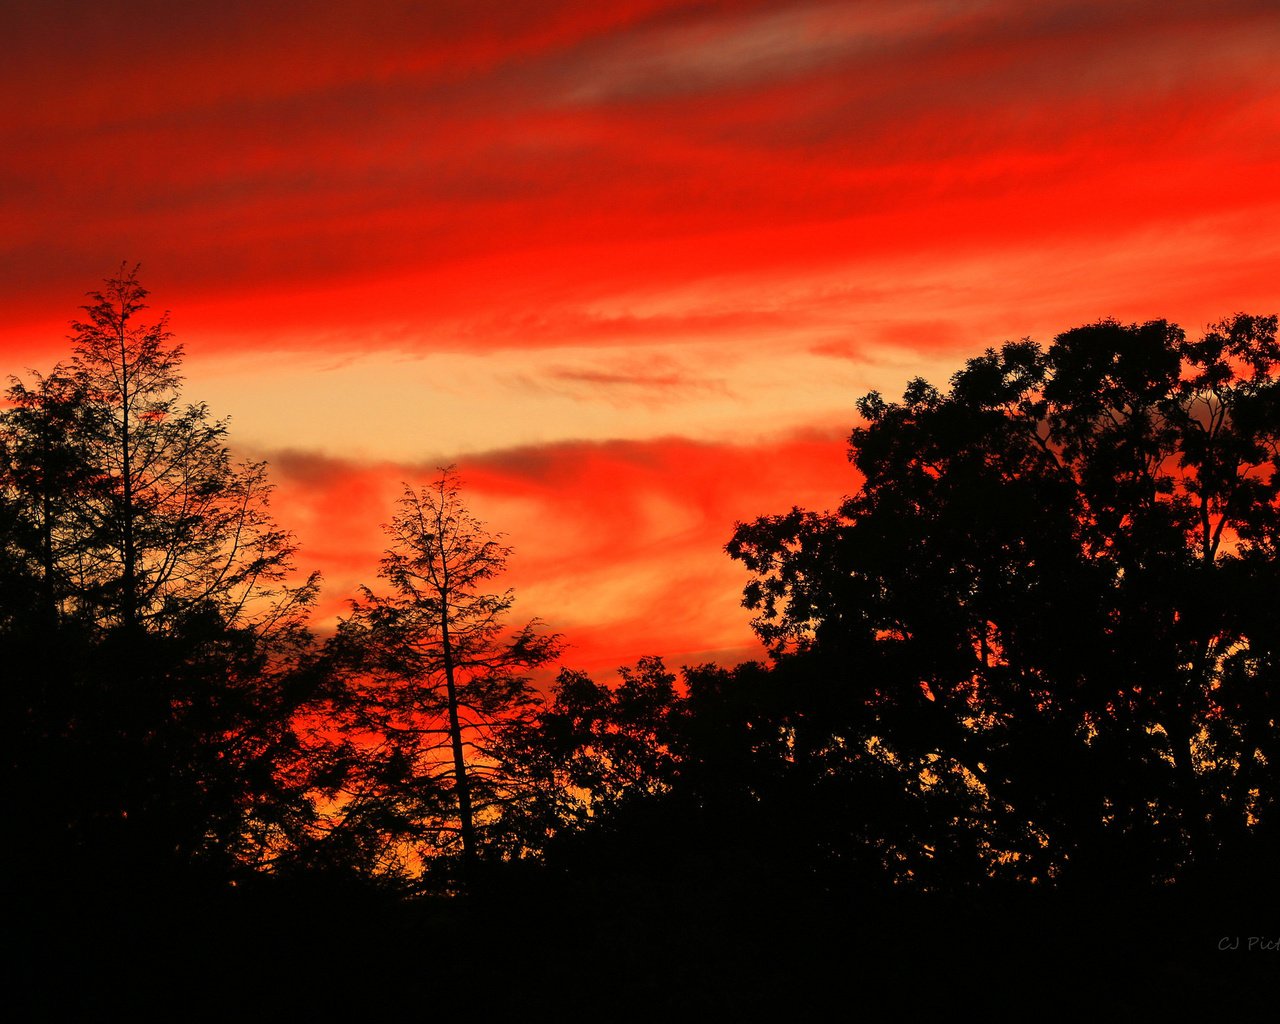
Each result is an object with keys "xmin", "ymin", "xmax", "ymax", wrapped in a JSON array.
[{"xmin": 5, "ymin": 267, "xmax": 1276, "ymax": 905}]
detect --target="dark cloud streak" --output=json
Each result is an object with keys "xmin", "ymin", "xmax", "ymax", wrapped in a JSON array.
[{"xmin": 4, "ymin": 0, "xmax": 1275, "ymax": 327}]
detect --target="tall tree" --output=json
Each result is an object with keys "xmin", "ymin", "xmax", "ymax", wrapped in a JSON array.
[
  {"xmin": 317, "ymin": 468, "xmax": 561, "ymax": 887},
  {"xmin": 2, "ymin": 266, "xmax": 320, "ymax": 887},
  {"xmin": 58, "ymin": 266, "xmax": 313, "ymax": 636}
]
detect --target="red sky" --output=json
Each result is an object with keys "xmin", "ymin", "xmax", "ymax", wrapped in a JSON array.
[{"xmin": 4, "ymin": 0, "xmax": 1278, "ymax": 672}]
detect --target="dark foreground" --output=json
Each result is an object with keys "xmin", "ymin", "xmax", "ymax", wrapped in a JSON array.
[{"xmin": 16, "ymin": 869, "xmax": 1275, "ymax": 1017}]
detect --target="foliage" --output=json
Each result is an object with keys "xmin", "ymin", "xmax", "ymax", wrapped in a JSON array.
[
  {"xmin": 728, "ymin": 315, "xmax": 1279, "ymax": 888},
  {"xmin": 3, "ymin": 267, "xmax": 320, "ymax": 886},
  {"xmin": 307, "ymin": 468, "xmax": 561, "ymax": 888},
  {"xmin": 492, "ymin": 657, "xmax": 685, "ymax": 861}
]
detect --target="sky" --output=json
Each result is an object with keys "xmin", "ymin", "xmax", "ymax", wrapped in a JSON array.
[{"xmin": 3, "ymin": 0, "xmax": 1278, "ymax": 673}]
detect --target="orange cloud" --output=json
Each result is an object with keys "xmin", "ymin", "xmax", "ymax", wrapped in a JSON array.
[{"xmin": 265, "ymin": 430, "xmax": 852, "ymax": 671}]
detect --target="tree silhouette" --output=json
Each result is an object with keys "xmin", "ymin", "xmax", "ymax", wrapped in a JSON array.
[
  {"xmin": 729, "ymin": 315, "xmax": 1279, "ymax": 889},
  {"xmin": 493, "ymin": 657, "xmax": 822, "ymax": 880},
  {"xmin": 3, "ymin": 266, "xmax": 320, "ymax": 888},
  {"xmin": 1, "ymin": 366, "xmax": 97, "ymax": 630},
  {"xmin": 316, "ymin": 468, "xmax": 561, "ymax": 888},
  {"xmin": 492, "ymin": 657, "xmax": 684, "ymax": 864},
  {"xmin": 54, "ymin": 267, "xmax": 315, "ymax": 635}
]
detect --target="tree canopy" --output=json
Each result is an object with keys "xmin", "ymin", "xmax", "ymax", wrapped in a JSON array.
[
  {"xmin": 308, "ymin": 468, "xmax": 562, "ymax": 889},
  {"xmin": 728, "ymin": 315, "xmax": 1279, "ymax": 888}
]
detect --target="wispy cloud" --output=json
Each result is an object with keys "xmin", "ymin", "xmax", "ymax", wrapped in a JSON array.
[
  {"xmin": 4, "ymin": 0, "xmax": 1275, "ymax": 343},
  {"xmin": 5, "ymin": 0, "xmax": 1277, "ymax": 669},
  {"xmin": 263, "ymin": 428, "xmax": 851, "ymax": 667}
]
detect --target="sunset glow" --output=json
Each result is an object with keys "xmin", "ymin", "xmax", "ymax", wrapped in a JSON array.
[{"xmin": 5, "ymin": 0, "xmax": 1277, "ymax": 670}]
